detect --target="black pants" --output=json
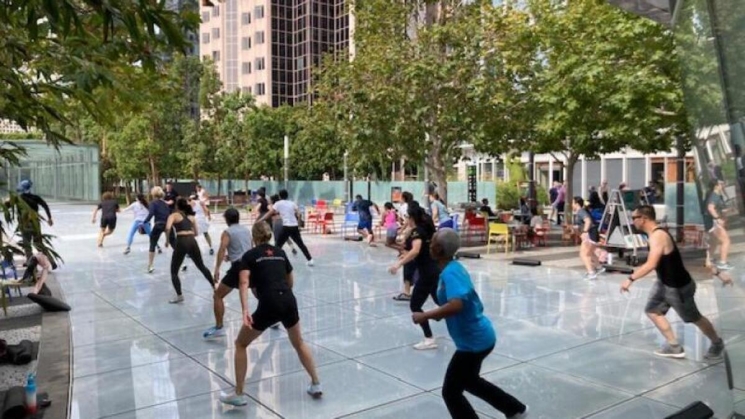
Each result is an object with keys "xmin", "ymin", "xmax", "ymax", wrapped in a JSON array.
[
  {"xmin": 21, "ymin": 226, "xmax": 42, "ymax": 259},
  {"xmin": 410, "ymin": 265, "xmax": 439, "ymax": 338},
  {"xmin": 170, "ymin": 235, "xmax": 213, "ymax": 296},
  {"xmin": 150, "ymin": 223, "xmax": 175, "ymax": 252},
  {"xmin": 442, "ymin": 345, "xmax": 525, "ymax": 419},
  {"xmin": 276, "ymin": 226, "xmax": 311, "ymax": 261}
]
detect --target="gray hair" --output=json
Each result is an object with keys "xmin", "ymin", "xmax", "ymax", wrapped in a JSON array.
[{"xmin": 435, "ymin": 228, "xmax": 460, "ymax": 260}]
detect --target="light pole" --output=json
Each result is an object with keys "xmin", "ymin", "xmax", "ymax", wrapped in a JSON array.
[
  {"xmin": 343, "ymin": 151, "xmax": 349, "ymax": 203},
  {"xmin": 283, "ymin": 135, "xmax": 289, "ymax": 189}
]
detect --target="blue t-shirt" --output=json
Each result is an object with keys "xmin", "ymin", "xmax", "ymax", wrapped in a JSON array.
[
  {"xmin": 437, "ymin": 261, "xmax": 496, "ymax": 352},
  {"xmin": 354, "ymin": 199, "xmax": 374, "ymax": 222}
]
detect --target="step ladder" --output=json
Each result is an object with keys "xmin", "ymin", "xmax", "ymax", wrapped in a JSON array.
[{"xmin": 598, "ymin": 189, "xmax": 649, "ymax": 266}]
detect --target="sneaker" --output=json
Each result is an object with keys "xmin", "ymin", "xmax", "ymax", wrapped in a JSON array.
[
  {"xmin": 209, "ymin": 248, "xmax": 214, "ymax": 255},
  {"xmin": 147, "ymin": 265, "xmax": 155, "ymax": 274},
  {"xmin": 123, "ymin": 247, "xmax": 131, "ymax": 255},
  {"xmin": 157, "ymin": 247, "xmax": 163, "ymax": 254},
  {"xmin": 219, "ymin": 391, "xmax": 248, "ymax": 406},
  {"xmin": 596, "ymin": 266, "xmax": 606, "ymax": 275},
  {"xmin": 654, "ymin": 343, "xmax": 685, "ymax": 359},
  {"xmin": 307, "ymin": 382, "xmax": 323, "ymax": 398},
  {"xmin": 509, "ymin": 406, "xmax": 529, "ymax": 419},
  {"xmin": 716, "ymin": 262, "xmax": 734, "ymax": 271},
  {"xmin": 169, "ymin": 295, "xmax": 184, "ymax": 304},
  {"xmin": 292, "ymin": 248, "xmax": 298, "ymax": 256},
  {"xmin": 307, "ymin": 259, "xmax": 314, "ymax": 267},
  {"xmin": 413, "ymin": 338, "xmax": 438, "ymax": 350},
  {"xmin": 203, "ymin": 326, "xmax": 226, "ymax": 339},
  {"xmin": 583, "ymin": 272, "xmax": 598, "ymax": 280},
  {"xmin": 704, "ymin": 340, "xmax": 725, "ymax": 360}
]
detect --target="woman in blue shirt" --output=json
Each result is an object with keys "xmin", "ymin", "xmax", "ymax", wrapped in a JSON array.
[{"xmin": 413, "ymin": 228, "xmax": 528, "ymax": 419}]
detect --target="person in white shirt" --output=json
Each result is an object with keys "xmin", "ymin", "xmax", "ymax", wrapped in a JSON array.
[
  {"xmin": 259, "ymin": 189, "xmax": 314, "ymax": 266},
  {"xmin": 123, "ymin": 194, "xmax": 160, "ymax": 255},
  {"xmin": 196, "ymin": 183, "xmax": 210, "ymax": 206},
  {"xmin": 190, "ymin": 194, "xmax": 214, "ymax": 255}
]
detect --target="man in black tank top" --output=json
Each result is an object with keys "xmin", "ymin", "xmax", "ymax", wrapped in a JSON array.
[{"xmin": 620, "ymin": 205, "xmax": 724, "ymax": 360}]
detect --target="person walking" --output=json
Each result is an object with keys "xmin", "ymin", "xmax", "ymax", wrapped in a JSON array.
[
  {"xmin": 259, "ymin": 189, "xmax": 313, "ymax": 266},
  {"xmin": 393, "ymin": 191, "xmax": 415, "ymax": 301},
  {"xmin": 15, "ymin": 179, "xmax": 54, "ymax": 261},
  {"xmin": 164, "ymin": 198, "xmax": 215, "ymax": 303},
  {"xmin": 123, "ymin": 194, "xmax": 160, "ymax": 255},
  {"xmin": 415, "ymin": 228, "xmax": 529, "ymax": 419},
  {"xmin": 620, "ymin": 205, "xmax": 725, "ymax": 360},
  {"xmin": 203, "ymin": 208, "xmax": 252, "ymax": 339},
  {"xmin": 705, "ymin": 180, "xmax": 733, "ymax": 270},
  {"xmin": 551, "ymin": 182, "xmax": 565, "ymax": 225},
  {"xmin": 572, "ymin": 197, "xmax": 603, "ymax": 280},
  {"xmin": 219, "ymin": 221, "xmax": 322, "ymax": 406},
  {"xmin": 144, "ymin": 187, "xmax": 174, "ymax": 273},
  {"xmin": 388, "ymin": 202, "xmax": 440, "ymax": 350},
  {"xmin": 91, "ymin": 192, "xmax": 120, "ymax": 247}
]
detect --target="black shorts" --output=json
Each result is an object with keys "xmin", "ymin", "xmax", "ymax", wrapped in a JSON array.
[
  {"xmin": 101, "ymin": 216, "xmax": 117, "ymax": 231},
  {"xmin": 251, "ymin": 291, "xmax": 299, "ymax": 331},
  {"xmin": 220, "ymin": 261, "xmax": 244, "ymax": 289},
  {"xmin": 644, "ymin": 280, "xmax": 702, "ymax": 323}
]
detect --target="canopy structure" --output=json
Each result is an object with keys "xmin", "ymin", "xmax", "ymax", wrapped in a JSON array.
[{"xmin": 606, "ymin": 0, "xmax": 676, "ymax": 25}]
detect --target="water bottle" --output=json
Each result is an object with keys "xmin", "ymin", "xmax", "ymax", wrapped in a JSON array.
[
  {"xmin": 26, "ymin": 372, "xmax": 37, "ymax": 414},
  {"xmin": 607, "ymin": 253, "xmax": 614, "ymax": 265}
]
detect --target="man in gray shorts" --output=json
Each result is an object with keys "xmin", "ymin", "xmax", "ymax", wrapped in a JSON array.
[{"xmin": 620, "ymin": 205, "xmax": 724, "ymax": 360}]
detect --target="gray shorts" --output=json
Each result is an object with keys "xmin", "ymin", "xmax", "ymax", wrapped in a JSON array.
[{"xmin": 644, "ymin": 280, "xmax": 702, "ymax": 323}]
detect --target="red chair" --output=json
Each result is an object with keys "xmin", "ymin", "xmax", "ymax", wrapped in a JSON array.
[
  {"xmin": 463, "ymin": 217, "xmax": 487, "ymax": 246},
  {"xmin": 317, "ymin": 212, "xmax": 334, "ymax": 234}
]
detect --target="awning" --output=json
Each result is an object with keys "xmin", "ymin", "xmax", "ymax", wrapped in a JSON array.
[{"xmin": 606, "ymin": 0, "xmax": 676, "ymax": 26}]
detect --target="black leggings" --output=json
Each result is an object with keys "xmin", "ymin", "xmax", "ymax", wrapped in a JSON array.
[
  {"xmin": 410, "ymin": 265, "xmax": 439, "ymax": 338},
  {"xmin": 171, "ymin": 235, "xmax": 213, "ymax": 296},
  {"xmin": 276, "ymin": 226, "xmax": 311, "ymax": 261},
  {"xmin": 442, "ymin": 345, "xmax": 525, "ymax": 419},
  {"xmin": 150, "ymin": 223, "xmax": 175, "ymax": 252}
]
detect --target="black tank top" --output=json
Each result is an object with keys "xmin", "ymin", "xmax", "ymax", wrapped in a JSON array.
[
  {"xmin": 653, "ymin": 227, "xmax": 692, "ymax": 288},
  {"xmin": 173, "ymin": 212, "xmax": 194, "ymax": 232}
]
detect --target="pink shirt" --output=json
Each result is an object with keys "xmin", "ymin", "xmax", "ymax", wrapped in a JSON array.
[{"xmin": 384, "ymin": 211, "xmax": 398, "ymax": 228}]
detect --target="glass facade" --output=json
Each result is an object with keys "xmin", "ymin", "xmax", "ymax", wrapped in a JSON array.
[{"xmin": 674, "ymin": 0, "xmax": 745, "ymax": 417}]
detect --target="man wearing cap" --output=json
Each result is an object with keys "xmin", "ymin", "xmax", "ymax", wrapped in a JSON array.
[{"xmin": 16, "ymin": 180, "xmax": 53, "ymax": 261}]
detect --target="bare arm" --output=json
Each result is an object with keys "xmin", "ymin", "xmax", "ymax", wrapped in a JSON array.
[
  {"xmin": 214, "ymin": 231, "xmax": 230, "ymax": 277},
  {"xmin": 416, "ymin": 298, "xmax": 463, "ymax": 322},
  {"xmin": 621, "ymin": 230, "xmax": 666, "ymax": 292},
  {"xmin": 389, "ymin": 239, "xmax": 421, "ymax": 273},
  {"xmin": 189, "ymin": 215, "xmax": 199, "ymax": 235},
  {"xmin": 286, "ymin": 271, "xmax": 294, "ymax": 289},
  {"xmin": 91, "ymin": 206, "xmax": 100, "ymax": 223},
  {"xmin": 239, "ymin": 269, "xmax": 252, "ymax": 327},
  {"xmin": 165, "ymin": 214, "xmax": 175, "ymax": 246},
  {"xmin": 257, "ymin": 208, "xmax": 277, "ymax": 223},
  {"xmin": 201, "ymin": 201, "xmax": 211, "ymax": 219}
]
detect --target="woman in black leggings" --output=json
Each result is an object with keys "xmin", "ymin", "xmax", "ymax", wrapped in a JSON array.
[
  {"xmin": 165, "ymin": 198, "xmax": 215, "ymax": 303},
  {"xmin": 388, "ymin": 201, "xmax": 440, "ymax": 350}
]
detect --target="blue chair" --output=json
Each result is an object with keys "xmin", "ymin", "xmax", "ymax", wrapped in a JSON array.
[
  {"xmin": 451, "ymin": 214, "xmax": 460, "ymax": 232},
  {"xmin": 341, "ymin": 212, "xmax": 360, "ymax": 237}
]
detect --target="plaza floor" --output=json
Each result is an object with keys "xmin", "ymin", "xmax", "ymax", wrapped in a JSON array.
[{"xmin": 47, "ymin": 203, "xmax": 745, "ymax": 419}]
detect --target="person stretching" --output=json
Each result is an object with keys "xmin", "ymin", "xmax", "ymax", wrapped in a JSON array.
[
  {"xmin": 219, "ymin": 221, "xmax": 322, "ymax": 406},
  {"xmin": 91, "ymin": 192, "xmax": 120, "ymax": 247},
  {"xmin": 164, "ymin": 198, "xmax": 215, "ymax": 304},
  {"xmin": 203, "ymin": 208, "xmax": 253, "ymax": 339},
  {"xmin": 416, "ymin": 228, "xmax": 529, "ymax": 419},
  {"xmin": 388, "ymin": 202, "xmax": 440, "ymax": 350},
  {"xmin": 259, "ymin": 189, "xmax": 312, "ymax": 266},
  {"xmin": 621, "ymin": 205, "xmax": 725, "ymax": 360},
  {"xmin": 123, "ymin": 194, "xmax": 160, "ymax": 255},
  {"xmin": 190, "ymin": 194, "xmax": 214, "ymax": 255}
]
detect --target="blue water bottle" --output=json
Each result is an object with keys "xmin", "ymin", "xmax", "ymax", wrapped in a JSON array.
[{"xmin": 26, "ymin": 372, "xmax": 37, "ymax": 414}]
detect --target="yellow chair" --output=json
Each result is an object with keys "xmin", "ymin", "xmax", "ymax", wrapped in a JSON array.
[{"xmin": 487, "ymin": 222, "xmax": 510, "ymax": 254}]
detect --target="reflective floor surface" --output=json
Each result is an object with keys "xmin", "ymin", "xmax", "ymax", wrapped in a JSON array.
[{"xmin": 46, "ymin": 204, "xmax": 745, "ymax": 419}]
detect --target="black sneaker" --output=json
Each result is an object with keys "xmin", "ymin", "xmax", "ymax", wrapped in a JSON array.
[
  {"xmin": 704, "ymin": 340, "xmax": 725, "ymax": 360},
  {"xmin": 209, "ymin": 248, "xmax": 214, "ymax": 255}
]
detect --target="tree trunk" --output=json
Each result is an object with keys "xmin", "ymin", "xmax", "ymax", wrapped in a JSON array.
[
  {"xmin": 427, "ymin": 135, "xmax": 449, "ymax": 204},
  {"xmin": 564, "ymin": 154, "xmax": 578, "ymax": 226},
  {"xmin": 149, "ymin": 153, "xmax": 160, "ymax": 186},
  {"xmin": 123, "ymin": 181, "xmax": 131, "ymax": 205}
]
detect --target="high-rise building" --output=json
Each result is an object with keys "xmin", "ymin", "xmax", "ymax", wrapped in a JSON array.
[{"xmin": 200, "ymin": 0, "xmax": 350, "ymax": 107}]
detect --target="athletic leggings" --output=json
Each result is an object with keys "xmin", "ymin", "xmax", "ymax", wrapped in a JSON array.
[
  {"xmin": 410, "ymin": 264, "xmax": 439, "ymax": 338},
  {"xmin": 171, "ymin": 235, "xmax": 213, "ymax": 296},
  {"xmin": 442, "ymin": 345, "xmax": 525, "ymax": 419},
  {"xmin": 276, "ymin": 226, "xmax": 311, "ymax": 261},
  {"xmin": 150, "ymin": 223, "xmax": 175, "ymax": 253}
]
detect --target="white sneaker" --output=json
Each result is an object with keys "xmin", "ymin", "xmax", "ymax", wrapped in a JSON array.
[
  {"xmin": 508, "ymin": 406, "xmax": 529, "ymax": 419},
  {"xmin": 307, "ymin": 259, "xmax": 314, "ymax": 267},
  {"xmin": 413, "ymin": 338, "xmax": 437, "ymax": 350},
  {"xmin": 307, "ymin": 382, "xmax": 323, "ymax": 398},
  {"xmin": 169, "ymin": 295, "xmax": 184, "ymax": 304},
  {"xmin": 219, "ymin": 391, "xmax": 248, "ymax": 406}
]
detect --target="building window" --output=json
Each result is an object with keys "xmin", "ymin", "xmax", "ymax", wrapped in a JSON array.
[
  {"xmin": 256, "ymin": 57, "xmax": 265, "ymax": 70},
  {"xmin": 212, "ymin": 5, "xmax": 220, "ymax": 16},
  {"xmin": 212, "ymin": 50, "xmax": 220, "ymax": 62},
  {"xmin": 242, "ymin": 62, "xmax": 252, "ymax": 74},
  {"xmin": 241, "ymin": 12, "xmax": 251, "ymax": 25},
  {"xmin": 201, "ymin": 11, "xmax": 210, "ymax": 22},
  {"xmin": 202, "ymin": 33, "xmax": 210, "ymax": 44},
  {"xmin": 255, "ymin": 83, "xmax": 266, "ymax": 96},
  {"xmin": 241, "ymin": 36, "xmax": 251, "ymax": 50},
  {"xmin": 255, "ymin": 31, "xmax": 265, "ymax": 44},
  {"xmin": 254, "ymin": 5, "xmax": 264, "ymax": 18},
  {"xmin": 212, "ymin": 28, "xmax": 220, "ymax": 39}
]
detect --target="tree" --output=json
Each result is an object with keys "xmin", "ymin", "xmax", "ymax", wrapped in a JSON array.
[{"xmin": 474, "ymin": 0, "xmax": 687, "ymax": 221}]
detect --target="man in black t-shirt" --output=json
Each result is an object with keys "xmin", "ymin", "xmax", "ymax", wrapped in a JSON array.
[
  {"xmin": 256, "ymin": 187, "xmax": 270, "ymax": 224},
  {"xmin": 164, "ymin": 181, "xmax": 179, "ymax": 212},
  {"xmin": 220, "ymin": 221, "xmax": 322, "ymax": 407}
]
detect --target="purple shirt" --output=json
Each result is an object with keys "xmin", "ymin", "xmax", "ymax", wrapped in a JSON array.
[{"xmin": 553, "ymin": 186, "xmax": 566, "ymax": 205}]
